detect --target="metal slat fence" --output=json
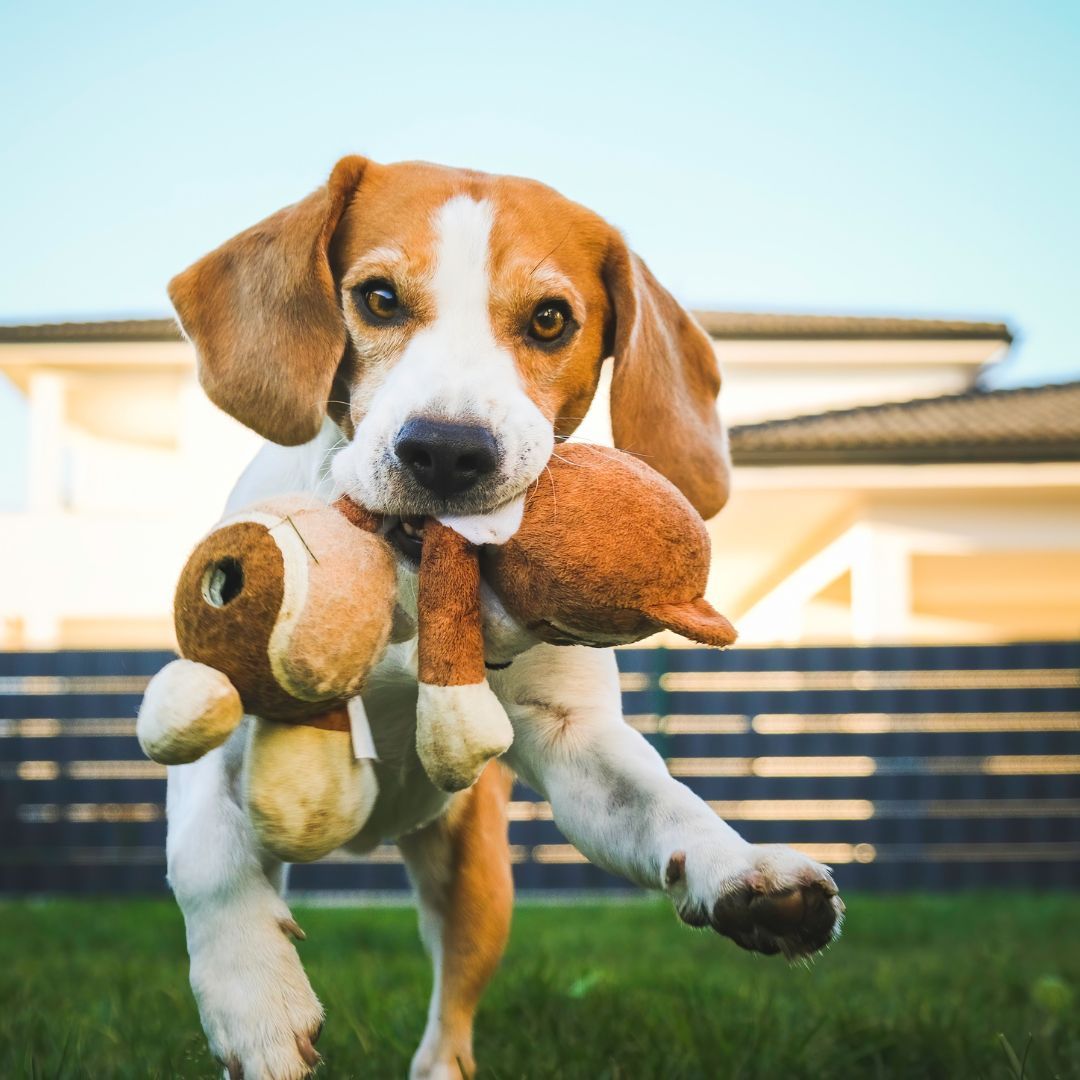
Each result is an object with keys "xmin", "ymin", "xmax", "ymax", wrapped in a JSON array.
[{"xmin": 1, "ymin": 643, "xmax": 1078, "ymax": 895}]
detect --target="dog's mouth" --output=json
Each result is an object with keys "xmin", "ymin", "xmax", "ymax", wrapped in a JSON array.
[
  {"xmin": 388, "ymin": 517, "xmax": 425, "ymax": 564},
  {"xmin": 386, "ymin": 492, "xmax": 528, "ymax": 566}
]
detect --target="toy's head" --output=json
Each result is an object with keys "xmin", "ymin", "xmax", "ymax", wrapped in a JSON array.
[
  {"xmin": 174, "ymin": 495, "xmax": 397, "ymax": 720},
  {"xmin": 483, "ymin": 444, "xmax": 736, "ymax": 648}
]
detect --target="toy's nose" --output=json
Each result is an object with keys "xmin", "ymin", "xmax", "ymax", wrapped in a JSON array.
[{"xmin": 394, "ymin": 419, "xmax": 498, "ymax": 498}]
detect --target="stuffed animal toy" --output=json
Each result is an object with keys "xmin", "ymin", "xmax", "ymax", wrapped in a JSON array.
[
  {"xmin": 137, "ymin": 443, "xmax": 736, "ymax": 861},
  {"xmin": 137, "ymin": 495, "xmax": 399, "ymax": 862},
  {"xmin": 136, "ymin": 490, "xmax": 517, "ymax": 861},
  {"xmin": 411, "ymin": 442, "xmax": 737, "ymax": 790}
]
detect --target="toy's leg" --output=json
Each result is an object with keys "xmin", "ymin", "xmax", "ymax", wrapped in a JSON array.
[
  {"xmin": 246, "ymin": 715, "xmax": 378, "ymax": 863},
  {"xmin": 166, "ymin": 726, "xmax": 324, "ymax": 1079},
  {"xmin": 416, "ymin": 521, "xmax": 513, "ymax": 792},
  {"xmin": 399, "ymin": 761, "xmax": 514, "ymax": 1080},
  {"xmin": 495, "ymin": 645, "xmax": 844, "ymax": 959}
]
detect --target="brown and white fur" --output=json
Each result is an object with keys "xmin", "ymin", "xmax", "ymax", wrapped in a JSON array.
[{"xmin": 166, "ymin": 156, "xmax": 842, "ymax": 1080}]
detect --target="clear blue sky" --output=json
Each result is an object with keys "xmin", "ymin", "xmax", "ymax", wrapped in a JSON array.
[{"xmin": 1, "ymin": 0, "xmax": 1078, "ymax": 493}]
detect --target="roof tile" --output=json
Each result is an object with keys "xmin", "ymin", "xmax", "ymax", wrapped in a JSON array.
[
  {"xmin": 0, "ymin": 312, "xmax": 1013, "ymax": 344},
  {"xmin": 730, "ymin": 381, "xmax": 1080, "ymax": 465}
]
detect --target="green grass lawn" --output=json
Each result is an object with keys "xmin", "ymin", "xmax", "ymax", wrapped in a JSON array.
[{"xmin": 2, "ymin": 894, "xmax": 1078, "ymax": 1079}]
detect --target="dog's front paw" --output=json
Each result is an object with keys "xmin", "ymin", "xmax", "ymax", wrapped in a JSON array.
[
  {"xmin": 189, "ymin": 903, "xmax": 324, "ymax": 1079},
  {"xmin": 665, "ymin": 842, "xmax": 844, "ymax": 959}
]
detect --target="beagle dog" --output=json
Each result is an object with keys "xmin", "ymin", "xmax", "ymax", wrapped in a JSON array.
[{"xmin": 166, "ymin": 156, "xmax": 843, "ymax": 1080}]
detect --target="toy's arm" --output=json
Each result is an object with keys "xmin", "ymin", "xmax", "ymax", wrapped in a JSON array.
[
  {"xmin": 417, "ymin": 520, "xmax": 487, "ymax": 687},
  {"xmin": 415, "ymin": 520, "xmax": 513, "ymax": 791},
  {"xmin": 137, "ymin": 658, "xmax": 244, "ymax": 764}
]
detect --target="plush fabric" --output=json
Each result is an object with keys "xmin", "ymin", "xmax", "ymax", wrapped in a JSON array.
[
  {"xmin": 415, "ymin": 681, "xmax": 514, "ymax": 793},
  {"xmin": 332, "ymin": 495, "xmax": 382, "ymax": 533},
  {"xmin": 136, "ymin": 658, "xmax": 243, "ymax": 765},
  {"xmin": 244, "ymin": 716, "xmax": 378, "ymax": 862},
  {"xmin": 276, "ymin": 500, "xmax": 397, "ymax": 702},
  {"xmin": 417, "ymin": 521, "xmax": 487, "ymax": 686},
  {"xmin": 174, "ymin": 499, "xmax": 398, "ymax": 718},
  {"xmin": 174, "ymin": 519, "xmax": 307, "ymax": 719},
  {"xmin": 164, "ymin": 495, "xmax": 400, "ymax": 859},
  {"xmin": 482, "ymin": 443, "xmax": 737, "ymax": 648},
  {"xmin": 643, "ymin": 598, "xmax": 737, "ymax": 649}
]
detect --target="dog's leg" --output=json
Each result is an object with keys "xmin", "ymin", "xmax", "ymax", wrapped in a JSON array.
[
  {"xmin": 166, "ymin": 728, "xmax": 324, "ymax": 1080},
  {"xmin": 399, "ymin": 761, "xmax": 514, "ymax": 1080},
  {"xmin": 495, "ymin": 645, "xmax": 843, "ymax": 959}
]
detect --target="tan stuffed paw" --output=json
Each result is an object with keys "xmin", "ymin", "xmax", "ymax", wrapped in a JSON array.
[
  {"xmin": 137, "ymin": 658, "xmax": 243, "ymax": 765},
  {"xmin": 416, "ymin": 681, "xmax": 514, "ymax": 793}
]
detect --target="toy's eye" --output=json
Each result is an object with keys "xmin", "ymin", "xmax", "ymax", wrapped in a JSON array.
[
  {"xmin": 201, "ymin": 558, "xmax": 244, "ymax": 608},
  {"xmin": 355, "ymin": 279, "xmax": 401, "ymax": 321},
  {"xmin": 528, "ymin": 299, "xmax": 571, "ymax": 344}
]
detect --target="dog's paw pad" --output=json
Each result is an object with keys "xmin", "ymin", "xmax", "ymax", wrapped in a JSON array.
[{"xmin": 673, "ymin": 844, "xmax": 844, "ymax": 958}]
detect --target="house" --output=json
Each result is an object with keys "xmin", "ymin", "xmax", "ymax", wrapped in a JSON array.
[
  {"xmin": 0, "ymin": 319, "xmax": 261, "ymax": 647},
  {"xmin": 2, "ymin": 312, "xmax": 1075, "ymax": 649},
  {"xmin": 713, "ymin": 379, "xmax": 1080, "ymax": 644}
]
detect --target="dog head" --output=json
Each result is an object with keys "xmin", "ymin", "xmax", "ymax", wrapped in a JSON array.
[{"xmin": 169, "ymin": 156, "xmax": 730, "ymax": 522}]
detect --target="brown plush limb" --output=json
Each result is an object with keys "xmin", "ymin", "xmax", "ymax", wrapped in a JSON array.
[
  {"xmin": 333, "ymin": 495, "xmax": 383, "ymax": 533},
  {"xmin": 415, "ymin": 521, "xmax": 512, "ymax": 791},
  {"xmin": 646, "ymin": 598, "xmax": 738, "ymax": 647},
  {"xmin": 418, "ymin": 520, "xmax": 486, "ymax": 687}
]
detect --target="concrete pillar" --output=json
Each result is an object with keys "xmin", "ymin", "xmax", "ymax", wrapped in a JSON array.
[
  {"xmin": 23, "ymin": 370, "xmax": 66, "ymax": 646},
  {"xmin": 851, "ymin": 523, "xmax": 912, "ymax": 644},
  {"xmin": 27, "ymin": 371, "xmax": 66, "ymax": 513}
]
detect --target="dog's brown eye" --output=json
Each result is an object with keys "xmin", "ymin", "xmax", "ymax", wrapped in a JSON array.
[
  {"xmin": 357, "ymin": 280, "xmax": 400, "ymax": 321},
  {"xmin": 529, "ymin": 300, "xmax": 570, "ymax": 343}
]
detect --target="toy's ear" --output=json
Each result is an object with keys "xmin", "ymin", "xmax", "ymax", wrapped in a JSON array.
[
  {"xmin": 168, "ymin": 155, "xmax": 367, "ymax": 445},
  {"xmin": 645, "ymin": 598, "xmax": 738, "ymax": 648},
  {"xmin": 604, "ymin": 238, "xmax": 730, "ymax": 520}
]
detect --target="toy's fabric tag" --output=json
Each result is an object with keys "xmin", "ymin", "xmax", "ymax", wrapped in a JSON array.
[{"xmin": 348, "ymin": 696, "xmax": 378, "ymax": 761}]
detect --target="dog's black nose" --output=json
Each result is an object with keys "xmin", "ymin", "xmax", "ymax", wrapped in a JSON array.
[{"xmin": 394, "ymin": 419, "xmax": 499, "ymax": 498}]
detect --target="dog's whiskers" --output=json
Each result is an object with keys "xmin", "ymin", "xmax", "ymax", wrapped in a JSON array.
[
  {"xmin": 548, "ymin": 451, "xmax": 590, "ymax": 470},
  {"xmin": 544, "ymin": 464, "xmax": 557, "ymax": 522}
]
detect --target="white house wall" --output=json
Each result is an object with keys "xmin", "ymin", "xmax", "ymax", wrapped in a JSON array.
[{"xmin": 708, "ymin": 463, "xmax": 1080, "ymax": 646}]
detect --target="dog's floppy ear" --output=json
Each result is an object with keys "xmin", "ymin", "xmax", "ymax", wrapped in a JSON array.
[
  {"xmin": 168, "ymin": 155, "xmax": 367, "ymax": 446},
  {"xmin": 604, "ymin": 239, "xmax": 730, "ymax": 519}
]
